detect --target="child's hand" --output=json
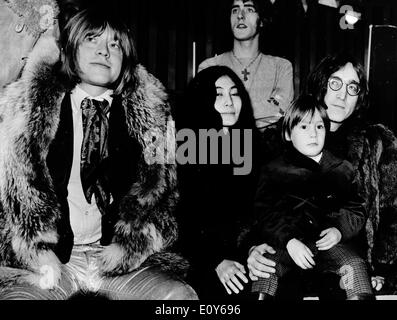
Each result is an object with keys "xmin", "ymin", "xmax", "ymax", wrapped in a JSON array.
[
  {"xmin": 286, "ymin": 239, "xmax": 315, "ymax": 269},
  {"xmin": 316, "ymin": 227, "xmax": 342, "ymax": 251}
]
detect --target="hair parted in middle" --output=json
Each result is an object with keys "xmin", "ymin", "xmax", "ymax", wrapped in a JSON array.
[
  {"xmin": 229, "ymin": 0, "xmax": 274, "ymax": 29},
  {"xmin": 178, "ymin": 65, "xmax": 256, "ymax": 131},
  {"xmin": 59, "ymin": 6, "xmax": 138, "ymax": 95},
  {"xmin": 282, "ymin": 94, "xmax": 330, "ymax": 143}
]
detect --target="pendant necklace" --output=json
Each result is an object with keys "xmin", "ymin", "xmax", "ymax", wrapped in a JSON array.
[{"xmin": 231, "ymin": 51, "xmax": 261, "ymax": 82}]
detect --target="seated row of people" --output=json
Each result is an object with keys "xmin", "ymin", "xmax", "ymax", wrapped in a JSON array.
[
  {"xmin": 174, "ymin": 53, "xmax": 397, "ymax": 300},
  {"xmin": 1, "ymin": 2, "xmax": 396, "ymax": 301}
]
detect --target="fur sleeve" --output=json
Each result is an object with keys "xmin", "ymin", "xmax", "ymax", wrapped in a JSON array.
[
  {"xmin": 369, "ymin": 124, "xmax": 397, "ymax": 268},
  {"xmin": 0, "ymin": 36, "xmax": 63, "ymax": 287},
  {"xmin": 99, "ymin": 66, "xmax": 179, "ymax": 276},
  {"xmin": 0, "ymin": 77, "xmax": 62, "ymax": 287}
]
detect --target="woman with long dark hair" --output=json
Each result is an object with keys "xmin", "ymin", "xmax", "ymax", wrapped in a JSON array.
[{"xmin": 175, "ymin": 66, "xmax": 263, "ymax": 299}]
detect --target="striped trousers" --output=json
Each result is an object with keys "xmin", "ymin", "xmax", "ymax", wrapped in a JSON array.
[
  {"xmin": 252, "ymin": 243, "xmax": 373, "ymax": 299},
  {"xmin": 0, "ymin": 243, "xmax": 197, "ymax": 300}
]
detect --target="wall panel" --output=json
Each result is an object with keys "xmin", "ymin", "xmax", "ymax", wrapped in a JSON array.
[{"xmin": 85, "ymin": 0, "xmax": 397, "ymax": 130}]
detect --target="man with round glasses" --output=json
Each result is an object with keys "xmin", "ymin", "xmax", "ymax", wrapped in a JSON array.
[
  {"xmin": 323, "ymin": 62, "xmax": 362, "ymax": 131},
  {"xmin": 245, "ymin": 53, "xmax": 397, "ymax": 299}
]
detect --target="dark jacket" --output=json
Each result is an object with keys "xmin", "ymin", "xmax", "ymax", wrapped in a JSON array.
[
  {"xmin": 243, "ymin": 117, "xmax": 397, "ymax": 276},
  {"xmin": 174, "ymin": 66, "xmax": 264, "ymax": 298},
  {"xmin": 177, "ymin": 162, "xmax": 259, "ymax": 270},
  {"xmin": 0, "ymin": 38, "xmax": 180, "ymax": 278},
  {"xmin": 250, "ymin": 147, "xmax": 366, "ymax": 249}
]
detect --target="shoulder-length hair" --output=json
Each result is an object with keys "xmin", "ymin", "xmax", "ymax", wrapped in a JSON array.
[
  {"xmin": 282, "ymin": 94, "xmax": 330, "ymax": 143},
  {"xmin": 178, "ymin": 65, "xmax": 256, "ymax": 131},
  {"xmin": 305, "ymin": 52, "xmax": 369, "ymax": 119},
  {"xmin": 59, "ymin": 7, "xmax": 138, "ymax": 95}
]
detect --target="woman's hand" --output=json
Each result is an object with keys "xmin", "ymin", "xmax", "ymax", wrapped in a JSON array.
[
  {"xmin": 247, "ymin": 243, "xmax": 276, "ymax": 281},
  {"xmin": 316, "ymin": 227, "xmax": 342, "ymax": 251},
  {"xmin": 286, "ymin": 238, "xmax": 315, "ymax": 269},
  {"xmin": 216, "ymin": 260, "xmax": 249, "ymax": 295}
]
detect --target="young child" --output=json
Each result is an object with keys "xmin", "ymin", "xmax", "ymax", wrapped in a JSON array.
[{"xmin": 249, "ymin": 94, "xmax": 374, "ymax": 300}]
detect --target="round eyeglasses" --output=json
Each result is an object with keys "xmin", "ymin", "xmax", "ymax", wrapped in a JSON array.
[{"xmin": 328, "ymin": 76, "xmax": 361, "ymax": 96}]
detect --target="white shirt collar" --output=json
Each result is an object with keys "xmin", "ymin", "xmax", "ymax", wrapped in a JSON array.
[
  {"xmin": 70, "ymin": 85, "xmax": 114, "ymax": 114},
  {"xmin": 310, "ymin": 152, "xmax": 323, "ymax": 163}
]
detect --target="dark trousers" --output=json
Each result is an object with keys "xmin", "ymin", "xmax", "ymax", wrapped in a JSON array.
[{"xmin": 252, "ymin": 243, "xmax": 373, "ymax": 299}]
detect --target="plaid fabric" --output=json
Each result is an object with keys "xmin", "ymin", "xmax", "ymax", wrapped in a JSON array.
[{"xmin": 252, "ymin": 243, "xmax": 373, "ymax": 299}]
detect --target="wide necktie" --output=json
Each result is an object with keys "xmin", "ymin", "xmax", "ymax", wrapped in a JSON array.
[{"xmin": 80, "ymin": 97, "xmax": 111, "ymax": 215}]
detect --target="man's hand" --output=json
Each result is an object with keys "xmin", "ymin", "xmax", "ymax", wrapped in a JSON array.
[
  {"xmin": 216, "ymin": 260, "xmax": 248, "ymax": 295},
  {"xmin": 316, "ymin": 227, "xmax": 342, "ymax": 251},
  {"xmin": 286, "ymin": 238, "xmax": 315, "ymax": 270},
  {"xmin": 247, "ymin": 243, "xmax": 276, "ymax": 281}
]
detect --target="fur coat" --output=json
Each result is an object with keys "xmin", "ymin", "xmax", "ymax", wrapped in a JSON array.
[
  {"xmin": 326, "ymin": 120, "xmax": 397, "ymax": 275},
  {"xmin": 0, "ymin": 36, "xmax": 183, "ymax": 288}
]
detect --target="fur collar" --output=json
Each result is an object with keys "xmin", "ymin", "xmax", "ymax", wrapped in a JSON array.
[
  {"xmin": 19, "ymin": 36, "xmax": 171, "ymax": 153},
  {"xmin": 0, "ymin": 36, "xmax": 184, "ymax": 280}
]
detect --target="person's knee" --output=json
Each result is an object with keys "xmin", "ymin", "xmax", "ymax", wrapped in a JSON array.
[
  {"xmin": 135, "ymin": 277, "xmax": 198, "ymax": 300},
  {"xmin": 338, "ymin": 256, "xmax": 372, "ymax": 292},
  {"xmin": 148, "ymin": 268, "xmax": 199, "ymax": 300},
  {"xmin": 111, "ymin": 268, "xmax": 199, "ymax": 300},
  {"xmin": 158, "ymin": 280, "xmax": 198, "ymax": 300},
  {"xmin": 0, "ymin": 286, "xmax": 45, "ymax": 300},
  {"xmin": 145, "ymin": 273, "xmax": 198, "ymax": 300}
]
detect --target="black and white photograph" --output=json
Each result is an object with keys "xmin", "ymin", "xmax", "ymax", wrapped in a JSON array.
[{"xmin": 0, "ymin": 0, "xmax": 397, "ymax": 312}]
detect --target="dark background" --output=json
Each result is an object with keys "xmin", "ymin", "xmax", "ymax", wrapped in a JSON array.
[{"xmin": 63, "ymin": 0, "xmax": 397, "ymax": 132}]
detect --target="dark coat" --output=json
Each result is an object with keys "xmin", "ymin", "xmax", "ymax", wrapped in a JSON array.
[
  {"xmin": 175, "ymin": 151, "xmax": 260, "ymax": 299},
  {"xmin": 177, "ymin": 162, "xmax": 258, "ymax": 269},
  {"xmin": 250, "ymin": 147, "xmax": 366, "ymax": 249},
  {"xmin": 173, "ymin": 65, "xmax": 263, "ymax": 298},
  {"xmin": 0, "ymin": 37, "xmax": 181, "ymax": 283},
  {"xmin": 325, "ymin": 119, "xmax": 397, "ymax": 275},
  {"xmin": 245, "ymin": 117, "xmax": 397, "ymax": 277}
]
